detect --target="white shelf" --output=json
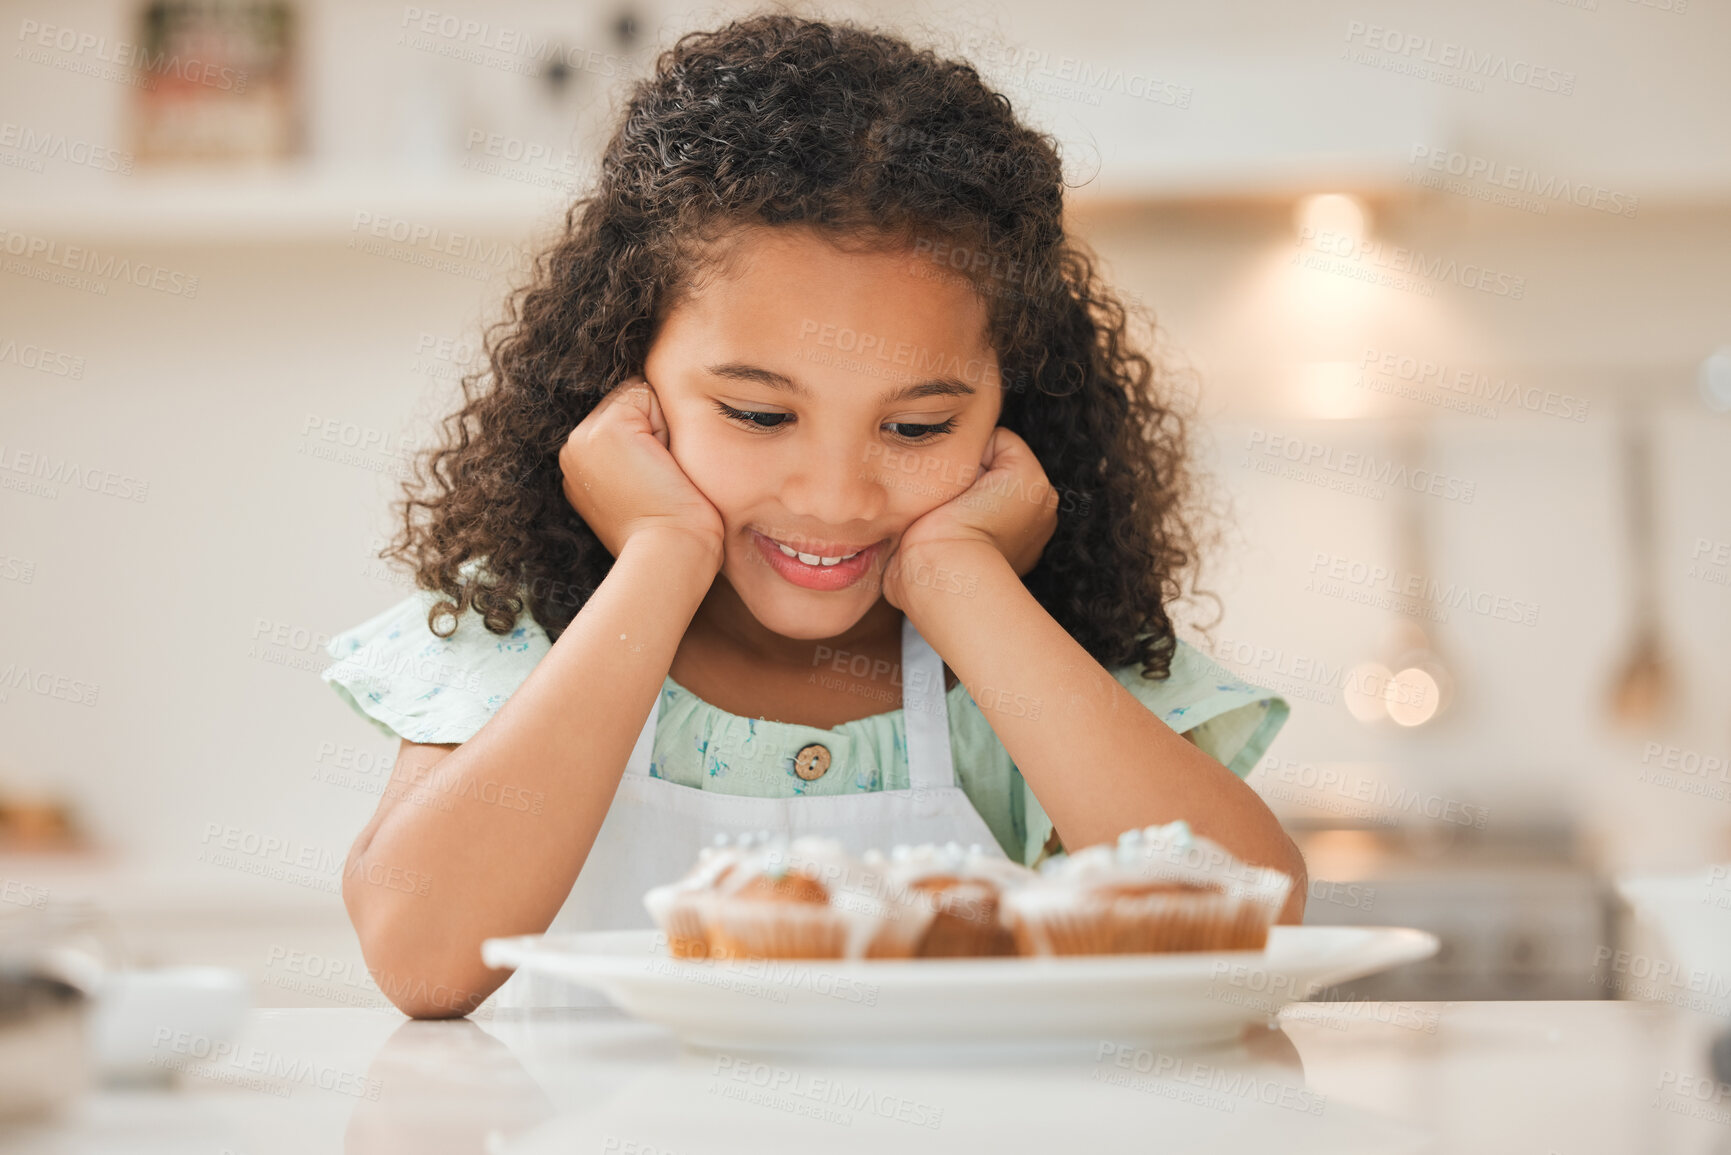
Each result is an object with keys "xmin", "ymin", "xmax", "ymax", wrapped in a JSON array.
[{"xmin": 0, "ymin": 164, "xmax": 573, "ymax": 243}]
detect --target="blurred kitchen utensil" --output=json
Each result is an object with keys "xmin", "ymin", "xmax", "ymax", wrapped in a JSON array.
[{"xmin": 1607, "ymin": 405, "xmax": 1673, "ymax": 726}]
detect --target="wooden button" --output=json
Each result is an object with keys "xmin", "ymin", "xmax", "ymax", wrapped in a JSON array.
[{"xmin": 793, "ymin": 743, "xmax": 832, "ymax": 781}]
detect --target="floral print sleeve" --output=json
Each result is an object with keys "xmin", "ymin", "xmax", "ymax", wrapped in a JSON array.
[{"xmin": 319, "ymin": 588, "xmax": 552, "ymax": 746}]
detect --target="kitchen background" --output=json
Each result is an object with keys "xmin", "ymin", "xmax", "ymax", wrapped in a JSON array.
[{"xmin": 1, "ymin": 0, "xmax": 1728, "ymax": 1011}]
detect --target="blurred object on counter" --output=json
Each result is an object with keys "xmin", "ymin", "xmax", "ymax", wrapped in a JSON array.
[
  {"xmin": 1617, "ymin": 867, "xmax": 1731, "ymax": 1002},
  {"xmin": 1606, "ymin": 403, "xmax": 1674, "ymax": 728},
  {"xmin": 0, "ymin": 906, "xmax": 95, "ymax": 1119},
  {"xmin": 0, "ymin": 792, "xmax": 84, "ymax": 854},
  {"xmin": 92, "ymin": 966, "xmax": 252, "ymax": 1085},
  {"xmin": 129, "ymin": 0, "xmax": 301, "ymax": 164}
]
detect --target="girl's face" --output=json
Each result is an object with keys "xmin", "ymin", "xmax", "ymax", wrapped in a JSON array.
[{"xmin": 643, "ymin": 225, "xmax": 1004, "ymax": 642}]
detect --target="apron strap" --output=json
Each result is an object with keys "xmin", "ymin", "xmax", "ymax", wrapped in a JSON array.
[{"xmin": 901, "ymin": 615, "xmax": 958, "ymax": 792}]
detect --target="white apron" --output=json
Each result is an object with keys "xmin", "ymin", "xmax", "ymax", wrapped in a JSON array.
[{"xmin": 492, "ymin": 614, "xmax": 1006, "ymax": 1008}]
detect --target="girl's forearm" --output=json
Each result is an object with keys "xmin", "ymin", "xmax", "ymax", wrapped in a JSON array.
[
  {"xmin": 899, "ymin": 541, "xmax": 1307, "ymax": 921},
  {"xmin": 345, "ymin": 528, "xmax": 720, "ymax": 1005}
]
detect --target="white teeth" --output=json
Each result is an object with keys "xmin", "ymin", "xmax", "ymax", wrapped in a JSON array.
[{"xmin": 772, "ymin": 539, "xmax": 861, "ymax": 567}]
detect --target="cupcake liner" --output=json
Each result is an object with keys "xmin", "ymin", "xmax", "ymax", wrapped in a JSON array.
[
  {"xmin": 660, "ymin": 899, "xmax": 710, "ymax": 960},
  {"xmin": 698, "ymin": 894, "xmax": 854, "ymax": 960},
  {"xmin": 1005, "ymin": 888, "xmax": 1279, "ymax": 956},
  {"xmin": 1003, "ymin": 828, "xmax": 1296, "ymax": 957}
]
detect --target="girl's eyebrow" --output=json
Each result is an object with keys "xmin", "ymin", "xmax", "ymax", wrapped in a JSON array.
[{"xmin": 705, "ymin": 361, "xmax": 976, "ymax": 404}]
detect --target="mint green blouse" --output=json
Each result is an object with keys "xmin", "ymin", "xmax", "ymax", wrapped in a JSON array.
[{"xmin": 319, "ymin": 586, "xmax": 1289, "ymax": 868}]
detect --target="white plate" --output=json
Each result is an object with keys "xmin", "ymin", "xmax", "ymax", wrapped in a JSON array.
[{"xmin": 482, "ymin": 926, "xmax": 1437, "ymax": 1055}]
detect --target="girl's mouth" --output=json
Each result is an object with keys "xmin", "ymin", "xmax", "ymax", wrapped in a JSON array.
[{"xmin": 750, "ymin": 530, "xmax": 880, "ymax": 591}]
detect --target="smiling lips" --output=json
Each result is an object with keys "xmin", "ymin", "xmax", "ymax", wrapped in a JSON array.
[
  {"xmin": 770, "ymin": 539, "xmax": 865, "ymax": 566},
  {"xmin": 750, "ymin": 530, "xmax": 881, "ymax": 591}
]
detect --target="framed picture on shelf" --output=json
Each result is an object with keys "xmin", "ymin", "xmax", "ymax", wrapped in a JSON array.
[{"xmin": 128, "ymin": 0, "xmax": 301, "ymax": 164}]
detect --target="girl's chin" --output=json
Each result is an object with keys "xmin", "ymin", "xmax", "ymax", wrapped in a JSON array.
[
  {"xmin": 727, "ymin": 570, "xmax": 882, "ymax": 639},
  {"xmin": 740, "ymin": 591, "xmax": 877, "ymax": 640}
]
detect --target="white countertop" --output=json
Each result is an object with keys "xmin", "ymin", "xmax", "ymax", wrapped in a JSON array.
[{"xmin": 4, "ymin": 999, "xmax": 1726, "ymax": 1154}]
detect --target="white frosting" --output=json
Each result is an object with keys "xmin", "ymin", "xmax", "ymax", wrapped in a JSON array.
[
  {"xmin": 642, "ymin": 832, "xmax": 771, "ymax": 927},
  {"xmin": 864, "ymin": 840, "xmax": 1036, "ymax": 898},
  {"xmin": 1022, "ymin": 820, "xmax": 1292, "ymax": 911}
]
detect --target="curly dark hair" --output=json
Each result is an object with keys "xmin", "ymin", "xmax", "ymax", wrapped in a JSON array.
[{"xmin": 384, "ymin": 10, "xmax": 1209, "ymax": 681}]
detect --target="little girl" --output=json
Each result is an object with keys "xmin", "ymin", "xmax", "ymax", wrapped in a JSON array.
[{"xmin": 323, "ymin": 13, "xmax": 1306, "ymax": 1018}]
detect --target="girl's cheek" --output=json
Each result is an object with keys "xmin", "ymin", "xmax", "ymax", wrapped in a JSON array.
[{"xmin": 671, "ymin": 432, "xmax": 754, "ymax": 516}]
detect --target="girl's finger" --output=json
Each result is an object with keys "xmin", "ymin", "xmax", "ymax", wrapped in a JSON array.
[{"xmin": 641, "ymin": 380, "xmax": 670, "ymax": 446}]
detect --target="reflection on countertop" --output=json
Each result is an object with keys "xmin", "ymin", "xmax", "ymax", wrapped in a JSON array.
[{"xmin": 4, "ymin": 1000, "xmax": 1727, "ymax": 1154}]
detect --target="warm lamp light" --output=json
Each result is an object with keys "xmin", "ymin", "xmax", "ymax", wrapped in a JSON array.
[{"xmin": 1294, "ymin": 193, "xmax": 1370, "ymax": 245}]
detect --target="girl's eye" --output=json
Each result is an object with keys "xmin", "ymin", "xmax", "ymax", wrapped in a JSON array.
[
  {"xmin": 713, "ymin": 402, "xmax": 956, "ymax": 443},
  {"xmin": 884, "ymin": 418, "xmax": 957, "ymax": 443},
  {"xmin": 713, "ymin": 401, "xmax": 791, "ymax": 430}
]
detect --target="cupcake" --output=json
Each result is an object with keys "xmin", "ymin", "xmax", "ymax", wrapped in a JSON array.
[
  {"xmin": 695, "ymin": 836, "xmax": 931, "ymax": 961},
  {"xmin": 642, "ymin": 832, "xmax": 766, "ymax": 959},
  {"xmin": 861, "ymin": 842, "xmax": 1037, "ymax": 958},
  {"xmin": 1000, "ymin": 821, "xmax": 1292, "ymax": 956}
]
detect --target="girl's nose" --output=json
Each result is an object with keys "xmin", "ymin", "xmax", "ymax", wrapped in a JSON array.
[{"xmin": 778, "ymin": 435, "xmax": 889, "ymax": 526}]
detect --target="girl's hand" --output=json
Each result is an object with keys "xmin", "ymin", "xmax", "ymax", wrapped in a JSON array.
[
  {"xmin": 559, "ymin": 376, "xmax": 726, "ymax": 567},
  {"xmin": 880, "ymin": 426, "xmax": 1059, "ymax": 610}
]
